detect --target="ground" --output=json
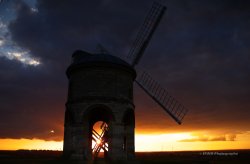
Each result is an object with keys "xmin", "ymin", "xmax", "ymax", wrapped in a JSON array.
[{"xmin": 0, "ymin": 150, "xmax": 249, "ymax": 164}]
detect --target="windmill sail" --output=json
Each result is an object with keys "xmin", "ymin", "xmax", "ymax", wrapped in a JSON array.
[
  {"xmin": 92, "ymin": 122, "xmax": 109, "ymax": 158},
  {"xmin": 127, "ymin": 1, "xmax": 166, "ymax": 67},
  {"xmin": 136, "ymin": 71, "xmax": 188, "ymax": 124}
]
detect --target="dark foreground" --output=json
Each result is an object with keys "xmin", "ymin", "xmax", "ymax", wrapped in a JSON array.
[{"xmin": 0, "ymin": 150, "xmax": 250, "ymax": 164}]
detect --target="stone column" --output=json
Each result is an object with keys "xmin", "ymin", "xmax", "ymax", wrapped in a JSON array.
[
  {"xmin": 63, "ymin": 125, "xmax": 73, "ymax": 158},
  {"xmin": 82, "ymin": 123, "xmax": 92, "ymax": 160},
  {"xmin": 66, "ymin": 122, "xmax": 93, "ymax": 161},
  {"xmin": 126, "ymin": 126, "xmax": 135, "ymax": 159},
  {"xmin": 109, "ymin": 123, "xmax": 126, "ymax": 160},
  {"xmin": 70, "ymin": 125, "xmax": 85, "ymax": 159}
]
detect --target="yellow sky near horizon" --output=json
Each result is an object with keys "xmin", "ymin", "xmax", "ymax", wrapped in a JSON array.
[{"xmin": 0, "ymin": 131, "xmax": 249, "ymax": 151}]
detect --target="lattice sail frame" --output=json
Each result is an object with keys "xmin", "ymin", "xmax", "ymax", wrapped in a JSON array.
[
  {"xmin": 92, "ymin": 122, "xmax": 109, "ymax": 157},
  {"xmin": 136, "ymin": 71, "xmax": 188, "ymax": 124},
  {"xmin": 127, "ymin": 1, "xmax": 166, "ymax": 66}
]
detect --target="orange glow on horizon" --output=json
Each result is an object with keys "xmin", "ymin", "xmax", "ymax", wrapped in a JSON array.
[
  {"xmin": 0, "ymin": 131, "xmax": 249, "ymax": 151},
  {"xmin": 0, "ymin": 138, "xmax": 63, "ymax": 150},
  {"xmin": 135, "ymin": 132, "xmax": 250, "ymax": 151}
]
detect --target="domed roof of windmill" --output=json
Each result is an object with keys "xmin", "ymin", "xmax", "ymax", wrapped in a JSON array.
[{"xmin": 66, "ymin": 50, "xmax": 136, "ymax": 78}]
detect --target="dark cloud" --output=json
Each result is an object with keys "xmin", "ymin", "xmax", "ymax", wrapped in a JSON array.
[
  {"xmin": 136, "ymin": 0, "xmax": 250, "ymax": 133},
  {"xmin": 8, "ymin": 0, "xmax": 151, "ymax": 63},
  {"xmin": 0, "ymin": 56, "xmax": 65, "ymax": 140},
  {"xmin": 0, "ymin": 0, "xmax": 250, "ymax": 141}
]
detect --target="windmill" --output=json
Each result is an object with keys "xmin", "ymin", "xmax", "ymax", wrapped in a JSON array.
[
  {"xmin": 90, "ymin": 1, "xmax": 188, "ymax": 157},
  {"xmin": 63, "ymin": 1, "xmax": 188, "ymax": 161}
]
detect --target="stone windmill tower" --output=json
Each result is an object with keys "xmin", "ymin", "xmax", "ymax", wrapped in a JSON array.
[
  {"xmin": 63, "ymin": 1, "xmax": 188, "ymax": 161},
  {"xmin": 63, "ymin": 50, "xmax": 136, "ymax": 160}
]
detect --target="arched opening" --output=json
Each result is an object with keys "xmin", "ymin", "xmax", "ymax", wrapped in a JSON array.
[{"xmin": 83, "ymin": 105, "xmax": 114, "ymax": 160}]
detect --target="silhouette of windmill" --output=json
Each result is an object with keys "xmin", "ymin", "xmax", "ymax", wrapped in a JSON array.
[
  {"xmin": 92, "ymin": 1, "xmax": 188, "ymax": 158},
  {"xmin": 63, "ymin": 1, "xmax": 189, "ymax": 161}
]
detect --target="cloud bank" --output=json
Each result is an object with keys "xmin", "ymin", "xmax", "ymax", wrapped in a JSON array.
[{"xmin": 0, "ymin": 0, "xmax": 249, "ymax": 141}]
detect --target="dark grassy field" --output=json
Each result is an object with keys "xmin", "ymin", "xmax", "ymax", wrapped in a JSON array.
[{"xmin": 0, "ymin": 149, "xmax": 249, "ymax": 164}]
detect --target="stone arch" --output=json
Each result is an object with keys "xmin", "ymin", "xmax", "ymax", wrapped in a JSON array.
[
  {"xmin": 82, "ymin": 104, "xmax": 115, "ymax": 159},
  {"xmin": 83, "ymin": 104, "xmax": 115, "ymax": 125}
]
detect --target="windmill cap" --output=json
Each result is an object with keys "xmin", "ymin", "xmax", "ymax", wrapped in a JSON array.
[{"xmin": 66, "ymin": 50, "xmax": 136, "ymax": 78}]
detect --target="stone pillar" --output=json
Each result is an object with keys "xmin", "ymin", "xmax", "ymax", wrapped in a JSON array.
[
  {"xmin": 126, "ymin": 126, "xmax": 135, "ymax": 159},
  {"xmin": 70, "ymin": 125, "xmax": 84, "ymax": 159},
  {"xmin": 63, "ymin": 125, "xmax": 73, "ymax": 157},
  {"xmin": 63, "ymin": 109, "xmax": 74, "ymax": 158},
  {"xmin": 109, "ymin": 123, "xmax": 126, "ymax": 160},
  {"xmin": 82, "ymin": 123, "xmax": 92, "ymax": 160}
]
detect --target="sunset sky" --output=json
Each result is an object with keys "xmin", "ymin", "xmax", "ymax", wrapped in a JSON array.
[{"xmin": 0, "ymin": 0, "xmax": 250, "ymax": 151}]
